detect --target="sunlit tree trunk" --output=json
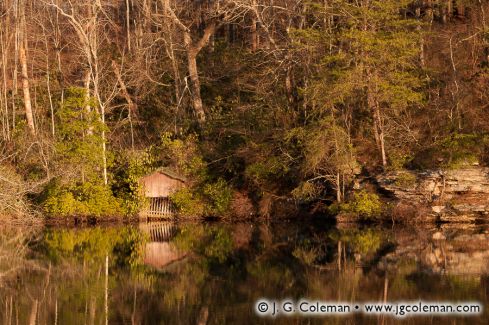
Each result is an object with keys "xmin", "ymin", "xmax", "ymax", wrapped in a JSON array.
[
  {"xmin": 251, "ymin": 0, "xmax": 258, "ymax": 52},
  {"xmin": 187, "ymin": 49, "xmax": 206, "ymax": 124},
  {"xmin": 125, "ymin": 0, "xmax": 131, "ymax": 51},
  {"xmin": 0, "ymin": 19, "xmax": 10, "ymax": 140},
  {"xmin": 19, "ymin": 1, "xmax": 35, "ymax": 135},
  {"xmin": 28, "ymin": 299, "xmax": 38, "ymax": 325}
]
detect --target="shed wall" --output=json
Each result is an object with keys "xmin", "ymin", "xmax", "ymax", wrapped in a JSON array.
[{"xmin": 140, "ymin": 173, "xmax": 184, "ymax": 198}]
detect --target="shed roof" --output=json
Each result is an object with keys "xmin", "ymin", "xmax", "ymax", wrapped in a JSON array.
[{"xmin": 147, "ymin": 167, "xmax": 186, "ymax": 182}]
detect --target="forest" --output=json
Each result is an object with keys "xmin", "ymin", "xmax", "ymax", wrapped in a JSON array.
[{"xmin": 1, "ymin": 0, "xmax": 489, "ymax": 221}]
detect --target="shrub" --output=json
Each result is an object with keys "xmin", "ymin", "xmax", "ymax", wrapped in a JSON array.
[
  {"xmin": 170, "ymin": 188, "xmax": 206, "ymax": 217},
  {"xmin": 159, "ymin": 132, "xmax": 207, "ymax": 179},
  {"xmin": 388, "ymin": 151, "xmax": 413, "ymax": 171},
  {"xmin": 202, "ymin": 178, "xmax": 233, "ymax": 215},
  {"xmin": 170, "ymin": 178, "xmax": 233, "ymax": 217},
  {"xmin": 43, "ymin": 181, "xmax": 124, "ymax": 218},
  {"xmin": 111, "ymin": 151, "xmax": 153, "ymax": 216},
  {"xmin": 0, "ymin": 164, "xmax": 34, "ymax": 219},
  {"xmin": 291, "ymin": 181, "xmax": 320, "ymax": 202},
  {"xmin": 341, "ymin": 190, "xmax": 382, "ymax": 218},
  {"xmin": 394, "ymin": 171, "xmax": 417, "ymax": 187}
]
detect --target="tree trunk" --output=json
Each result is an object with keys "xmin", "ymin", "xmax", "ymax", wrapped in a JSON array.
[
  {"xmin": 187, "ymin": 50, "xmax": 206, "ymax": 124},
  {"xmin": 251, "ymin": 0, "xmax": 258, "ymax": 52},
  {"xmin": 28, "ymin": 299, "xmax": 38, "ymax": 325},
  {"xmin": 374, "ymin": 104, "xmax": 387, "ymax": 167},
  {"xmin": 18, "ymin": 0, "xmax": 34, "ymax": 135},
  {"xmin": 19, "ymin": 40, "xmax": 35, "ymax": 135},
  {"xmin": 125, "ymin": 0, "xmax": 131, "ymax": 51},
  {"xmin": 367, "ymin": 88, "xmax": 380, "ymax": 148},
  {"xmin": 112, "ymin": 60, "xmax": 136, "ymax": 149},
  {"xmin": 415, "ymin": 7, "xmax": 425, "ymax": 67},
  {"xmin": 285, "ymin": 66, "xmax": 294, "ymax": 106},
  {"xmin": 84, "ymin": 70, "xmax": 93, "ymax": 135},
  {"xmin": 336, "ymin": 171, "xmax": 342, "ymax": 203},
  {"xmin": 0, "ymin": 24, "xmax": 10, "ymax": 140},
  {"xmin": 162, "ymin": 0, "xmax": 215, "ymax": 125}
]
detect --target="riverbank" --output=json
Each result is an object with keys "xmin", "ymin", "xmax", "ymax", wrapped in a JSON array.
[{"xmin": 5, "ymin": 165, "xmax": 489, "ymax": 226}]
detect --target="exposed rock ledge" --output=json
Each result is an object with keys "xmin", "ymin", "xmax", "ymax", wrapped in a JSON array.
[{"xmin": 376, "ymin": 166, "xmax": 489, "ymax": 223}]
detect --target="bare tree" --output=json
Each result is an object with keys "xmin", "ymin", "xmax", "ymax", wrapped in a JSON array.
[
  {"xmin": 19, "ymin": 0, "xmax": 35, "ymax": 135},
  {"xmin": 161, "ymin": 0, "xmax": 246, "ymax": 124}
]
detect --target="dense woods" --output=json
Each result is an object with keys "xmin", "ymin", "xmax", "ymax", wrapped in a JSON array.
[{"xmin": 2, "ymin": 0, "xmax": 489, "ymax": 220}]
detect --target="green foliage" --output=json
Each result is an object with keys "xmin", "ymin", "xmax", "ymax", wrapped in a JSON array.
[
  {"xmin": 43, "ymin": 181, "xmax": 123, "ymax": 217},
  {"xmin": 293, "ymin": 0, "xmax": 425, "ymax": 172},
  {"xmin": 394, "ymin": 171, "xmax": 417, "ymax": 187},
  {"xmin": 55, "ymin": 87, "xmax": 107, "ymax": 183},
  {"xmin": 245, "ymin": 156, "xmax": 290, "ymax": 186},
  {"xmin": 44, "ymin": 227, "xmax": 146, "ymax": 268},
  {"xmin": 170, "ymin": 188, "xmax": 206, "ymax": 217},
  {"xmin": 388, "ymin": 151, "xmax": 414, "ymax": 171},
  {"xmin": 290, "ymin": 117, "xmax": 358, "ymax": 201},
  {"xmin": 111, "ymin": 150, "xmax": 154, "ymax": 216},
  {"xmin": 341, "ymin": 190, "xmax": 382, "ymax": 218},
  {"xmin": 158, "ymin": 133, "xmax": 233, "ymax": 217},
  {"xmin": 173, "ymin": 225, "xmax": 234, "ymax": 263},
  {"xmin": 291, "ymin": 181, "xmax": 321, "ymax": 202},
  {"xmin": 439, "ymin": 134, "xmax": 485, "ymax": 169},
  {"xmin": 41, "ymin": 87, "xmax": 126, "ymax": 218},
  {"xmin": 292, "ymin": 246, "xmax": 319, "ymax": 265},
  {"xmin": 159, "ymin": 132, "xmax": 207, "ymax": 179},
  {"xmin": 413, "ymin": 134, "xmax": 489, "ymax": 169},
  {"xmin": 170, "ymin": 178, "xmax": 232, "ymax": 217},
  {"xmin": 202, "ymin": 178, "xmax": 233, "ymax": 215},
  {"xmin": 340, "ymin": 228, "xmax": 384, "ymax": 255}
]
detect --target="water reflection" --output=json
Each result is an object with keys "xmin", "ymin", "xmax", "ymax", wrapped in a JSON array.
[{"xmin": 0, "ymin": 221, "xmax": 488, "ymax": 324}]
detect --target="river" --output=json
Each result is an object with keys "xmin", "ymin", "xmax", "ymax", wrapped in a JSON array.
[{"xmin": 0, "ymin": 220, "xmax": 488, "ymax": 324}]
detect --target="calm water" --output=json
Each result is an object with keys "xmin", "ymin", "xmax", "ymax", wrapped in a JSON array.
[{"xmin": 1, "ymin": 220, "xmax": 489, "ymax": 324}]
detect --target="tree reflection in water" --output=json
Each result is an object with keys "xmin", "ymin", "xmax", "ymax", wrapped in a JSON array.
[{"xmin": 0, "ymin": 222, "xmax": 488, "ymax": 324}]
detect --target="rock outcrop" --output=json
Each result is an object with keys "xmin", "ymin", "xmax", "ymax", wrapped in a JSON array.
[{"xmin": 376, "ymin": 167, "xmax": 489, "ymax": 222}]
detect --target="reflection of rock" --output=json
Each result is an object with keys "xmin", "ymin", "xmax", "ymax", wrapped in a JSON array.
[
  {"xmin": 376, "ymin": 227, "xmax": 489, "ymax": 276},
  {"xmin": 432, "ymin": 232, "xmax": 446, "ymax": 240},
  {"xmin": 422, "ymin": 231, "xmax": 489, "ymax": 274},
  {"xmin": 144, "ymin": 242, "xmax": 186, "ymax": 270}
]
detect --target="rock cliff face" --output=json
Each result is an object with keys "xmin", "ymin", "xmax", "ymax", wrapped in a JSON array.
[{"xmin": 376, "ymin": 167, "xmax": 489, "ymax": 222}]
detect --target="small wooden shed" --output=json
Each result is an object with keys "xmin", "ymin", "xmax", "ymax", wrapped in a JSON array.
[{"xmin": 139, "ymin": 169, "xmax": 185, "ymax": 218}]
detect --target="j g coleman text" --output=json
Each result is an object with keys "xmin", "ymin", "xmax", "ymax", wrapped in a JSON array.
[{"xmin": 255, "ymin": 299, "xmax": 482, "ymax": 318}]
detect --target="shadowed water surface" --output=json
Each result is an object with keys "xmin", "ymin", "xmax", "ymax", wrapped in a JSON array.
[{"xmin": 1, "ymin": 220, "xmax": 488, "ymax": 324}]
